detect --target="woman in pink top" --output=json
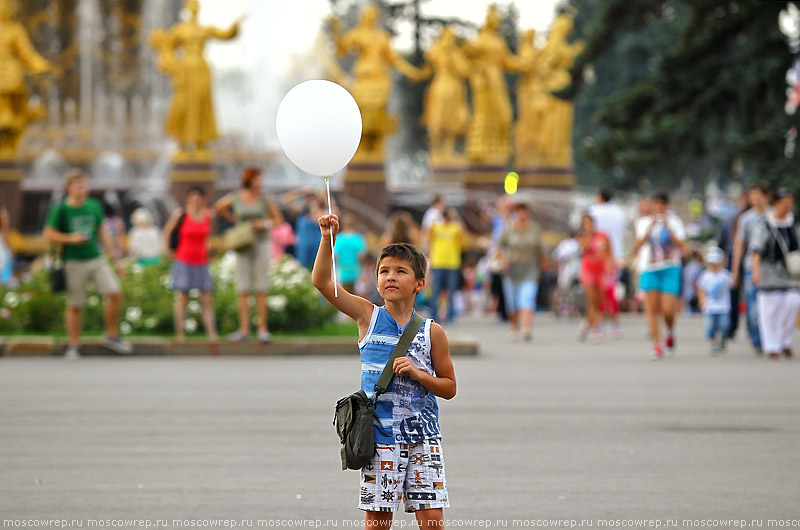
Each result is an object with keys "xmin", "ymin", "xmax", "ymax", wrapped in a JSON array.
[
  {"xmin": 578, "ymin": 212, "xmax": 613, "ymax": 342},
  {"xmin": 163, "ymin": 186, "xmax": 218, "ymax": 345}
]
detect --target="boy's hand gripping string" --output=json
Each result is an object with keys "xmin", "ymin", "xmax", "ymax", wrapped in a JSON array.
[{"xmin": 325, "ymin": 177, "xmax": 338, "ymax": 297}]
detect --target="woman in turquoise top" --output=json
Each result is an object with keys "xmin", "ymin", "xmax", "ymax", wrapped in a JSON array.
[{"xmin": 214, "ymin": 167, "xmax": 282, "ymax": 343}]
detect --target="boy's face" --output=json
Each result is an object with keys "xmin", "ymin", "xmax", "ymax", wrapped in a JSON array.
[{"xmin": 376, "ymin": 257, "xmax": 424, "ymax": 302}]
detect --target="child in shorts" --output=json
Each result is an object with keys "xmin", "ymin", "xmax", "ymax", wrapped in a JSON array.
[{"xmin": 312, "ymin": 214, "xmax": 457, "ymax": 528}]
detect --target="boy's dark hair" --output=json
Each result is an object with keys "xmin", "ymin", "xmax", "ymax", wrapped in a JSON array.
[
  {"xmin": 599, "ymin": 188, "xmax": 613, "ymax": 202},
  {"xmin": 376, "ymin": 243, "xmax": 427, "ymax": 280},
  {"xmin": 749, "ymin": 181, "xmax": 771, "ymax": 196},
  {"xmin": 652, "ymin": 189, "xmax": 669, "ymax": 204}
]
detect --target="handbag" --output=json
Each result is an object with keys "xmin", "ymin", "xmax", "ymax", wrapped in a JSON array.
[
  {"xmin": 49, "ymin": 255, "xmax": 66, "ymax": 292},
  {"xmin": 223, "ymin": 222, "xmax": 256, "ymax": 252},
  {"xmin": 49, "ymin": 202, "xmax": 67, "ymax": 293},
  {"xmin": 333, "ymin": 312, "xmax": 424, "ymax": 471},
  {"xmin": 168, "ymin": 212, "xmax": 186, "ymax": 251},
  {"xmin": 765, "ymin": 220, "xmax": 800, "ymax": 278}
]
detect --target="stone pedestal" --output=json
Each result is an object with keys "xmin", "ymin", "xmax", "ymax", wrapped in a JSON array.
[
  {"xmin": 518, "ymin": 166, "xmax": 575, "ymax": 190},
  {"xmin": 462, "ymin": 164, "xmax": 508, "ymax": 233},
  {"xmin": 430, "ymin": 164, "xmax": 468, "ymax": 185},
  {"xmin": 342, "ymin": 163, "xmax": 387, "ymax": 234},
  {"xmin": 169, "ymin": 162, "xmax": 218, "ymax": 203},
  {"xmin": 464, "ymin": 164, "xmax": 507, "ymax": 195},
  {"xmin": 0, "ymin": 160, "xmax": 23, "ymax": 230}
]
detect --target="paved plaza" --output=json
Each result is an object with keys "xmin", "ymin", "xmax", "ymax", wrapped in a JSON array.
[{"xmin": 2, "ymin": 313, "xmax": 800, "ymax": 527}]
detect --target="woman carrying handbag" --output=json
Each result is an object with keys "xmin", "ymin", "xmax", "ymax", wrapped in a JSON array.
[
  {"xmin": 214, "ymin": 167, "xmax": 283, "ymax": 343},
  {"xmin": 750, "ymin": 187, "xmax": 800, "ymax": 359}
]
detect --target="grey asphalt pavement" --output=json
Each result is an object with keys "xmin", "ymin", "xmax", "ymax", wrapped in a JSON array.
[{"xmin": 1, "ymin": 313, "xmax": 799, "ymax": 527}]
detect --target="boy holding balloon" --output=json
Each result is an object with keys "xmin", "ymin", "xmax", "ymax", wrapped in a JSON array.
[{"xmin": 312, "ymin": 213, "xmax": 457, "ymax": 527}]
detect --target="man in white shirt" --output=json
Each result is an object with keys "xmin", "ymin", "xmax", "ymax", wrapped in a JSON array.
[
  {"xmin": 631, "ymin": 191, "xmax": 687, "ymax": 360},
  {"xmin": 420, "ymin": 195, "xmax": 445, "ymax": 252},
  {"xmin": 588, "ymin": 189, "xmax": 628, "ymax": 262},
  {"xmin": 588, "ymin": 189, "xmax": 629, "ymax": 333}
]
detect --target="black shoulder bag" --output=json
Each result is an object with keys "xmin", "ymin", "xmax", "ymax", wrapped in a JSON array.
[
  {"xmin": 168, "ymin": 211, "xmax": 186, "ymax": 251},
  {"xmin": 49, "ymin": 203, "xmax": 67, "ymax": 293},
  {"xmin": 333, "ymin": 312, "xmax": 424, "ymax": 471}
]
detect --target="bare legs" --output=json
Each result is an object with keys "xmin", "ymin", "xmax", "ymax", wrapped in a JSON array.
[
  {"xmin": 365, "ymin": 509, "xmax": 444, "ymax": 530},
  {"xmin": 645, "ymin": 290, "xmax": 679, "ymax": 351},
  {"xmin": 175, "ymin": 291, "xmax": 218, "ymax": 343}
]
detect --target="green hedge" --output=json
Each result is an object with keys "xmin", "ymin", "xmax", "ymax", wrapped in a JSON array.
[{"xmin": 0, "ymin": 254, "xmax": 337, "ymax": 336}]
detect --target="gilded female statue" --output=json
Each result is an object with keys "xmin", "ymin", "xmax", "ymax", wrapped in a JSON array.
[
  {"xmin": 514, "ymin": 29, "xmax": 547, "ymax": 168},
  {"xmin": 151, "ymin": 0, "xmax": 241, "ymax": 160},
  {"xmin": 463, "ymin": 5, "xmax": 518, "ymax": 165},
  {"xmin": 328, "ymin": 4, "xmax": 422, "ymax": 163},
  {"xmin": 418, "ymin": 27, "xmax": 471, "ymax": 167},
  {"xmin": 537, "ymin": 14, "xmax": 584, "ymax": 167},
  {"xmin": 0, "ymin": 0, "xmax": 50, "ymax": 158}
]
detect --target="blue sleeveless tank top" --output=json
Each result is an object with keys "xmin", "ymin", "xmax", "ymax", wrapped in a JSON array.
[{"xmin": 358, "ymin": 305, "xmax": 442, "ymax": 444}]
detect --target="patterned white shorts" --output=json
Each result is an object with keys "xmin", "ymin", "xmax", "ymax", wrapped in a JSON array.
[{"xmin": 358, "ymin": 439, "xmax": 449, "ymax": 513}]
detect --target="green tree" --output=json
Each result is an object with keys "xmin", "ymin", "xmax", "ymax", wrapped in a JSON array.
[{"xmin": 563, "ymin": 0, "xmax": 800, "ymax": 192}]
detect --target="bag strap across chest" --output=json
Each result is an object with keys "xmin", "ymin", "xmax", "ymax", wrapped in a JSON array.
[{"xmin": 372, "ymin": 312, "xmax": 424, "ymax": 401}]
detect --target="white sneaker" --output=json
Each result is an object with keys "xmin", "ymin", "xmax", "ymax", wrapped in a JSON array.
[
  {"xmin": 650, "ymin": 346, "xmax": 664, "ymax": 361},
  {"xmin": 64, "ymin": 345, "xmax": 81, "ymax": 360},
  {"xmin": 228, "ymin": 330, "xmax": 249, "ymax": 342},
  {"xmin": 257, "ymin": 330, "xmax": 272, "ymax": 343},
  {"xmin": 578, "ymin": 321, "xmax": 590, "ymax": 342},
  {"xmin": 104, "ymin": 336, "xmax": 133, "ymax": 355}
]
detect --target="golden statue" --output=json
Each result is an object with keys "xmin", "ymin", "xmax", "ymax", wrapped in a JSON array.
[
  {"xmin": 536, "ymin": 14, "xmax": 584, "ymax": 167},
  {"xmin": 418, "ymin": 27, "xmax": 470, "ymax": 167},
  {"xmin": 150, "ymin": 0, "xmax": 241, "ymax": 160},
  {"xmin": 0, "ymin": 0, "xmax": 51, "ymax": 158},
  {"xmin": 463, "ymin": 5, "xmax": 518, "ymax": 165},
  {"xmin": 328, "ymin": 4, "xmax": 422, "ymax": 164},
  {"xmin": 514, "ymin": 29, "xmax": 548, "ymax": 169}
]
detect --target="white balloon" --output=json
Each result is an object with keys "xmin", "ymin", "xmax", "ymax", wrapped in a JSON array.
[{"xmin": 276, "ymin": 80, "xmax": 363, "ymax": 177}]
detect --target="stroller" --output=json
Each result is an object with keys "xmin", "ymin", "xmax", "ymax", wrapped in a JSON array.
[{"xmin": 552, "ymin": 249, "xmax": 585, "ymax": 319}]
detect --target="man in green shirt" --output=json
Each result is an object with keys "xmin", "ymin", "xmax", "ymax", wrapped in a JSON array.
[{"xmin": 43, "ymin": 170, "xmax": 132, "ymax": 359}]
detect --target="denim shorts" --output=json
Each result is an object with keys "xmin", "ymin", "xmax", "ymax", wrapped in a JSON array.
[{"xmin": 502, "ymin": 278, "xmax": 538, "ymax": 313}]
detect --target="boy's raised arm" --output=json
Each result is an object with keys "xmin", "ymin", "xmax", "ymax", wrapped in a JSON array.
[{"xmin": 312, "ymin": 214, "xmax": 374, "ymax": 327}]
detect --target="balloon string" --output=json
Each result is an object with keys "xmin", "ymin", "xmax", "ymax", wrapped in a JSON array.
[{"xmin": 325, "ymin": 177, "xmax": 338, "ymax": 298}]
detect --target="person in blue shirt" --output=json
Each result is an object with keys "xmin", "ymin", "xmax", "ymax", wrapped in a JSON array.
[
  {"xmin": 697, "ymin": 247, "xmax": 733, "ymax": 354},
  {"xmin": 313, "ymin": 213, "xmax": 457, "ymax": 526},
  {"xmin": 334, "ymin": 215, "xmax": 368, "ymax": 293},
  {"xmin": 294, "ymin": 195, "xmax": 324, "ymax": 269}
]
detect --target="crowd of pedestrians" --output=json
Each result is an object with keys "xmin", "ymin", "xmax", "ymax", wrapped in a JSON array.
[
  {"xmin": 3, "ymin": 164, "xmax": 798, "ymax": 362},
  {"xmin": 401, "ymin": 183, "xmax": 799, "ymax": 362}
]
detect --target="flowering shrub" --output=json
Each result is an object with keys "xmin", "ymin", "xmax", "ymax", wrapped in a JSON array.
[{"xmin": 0, "ymin": 254, "xmax": 336, "ymax": 337}]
